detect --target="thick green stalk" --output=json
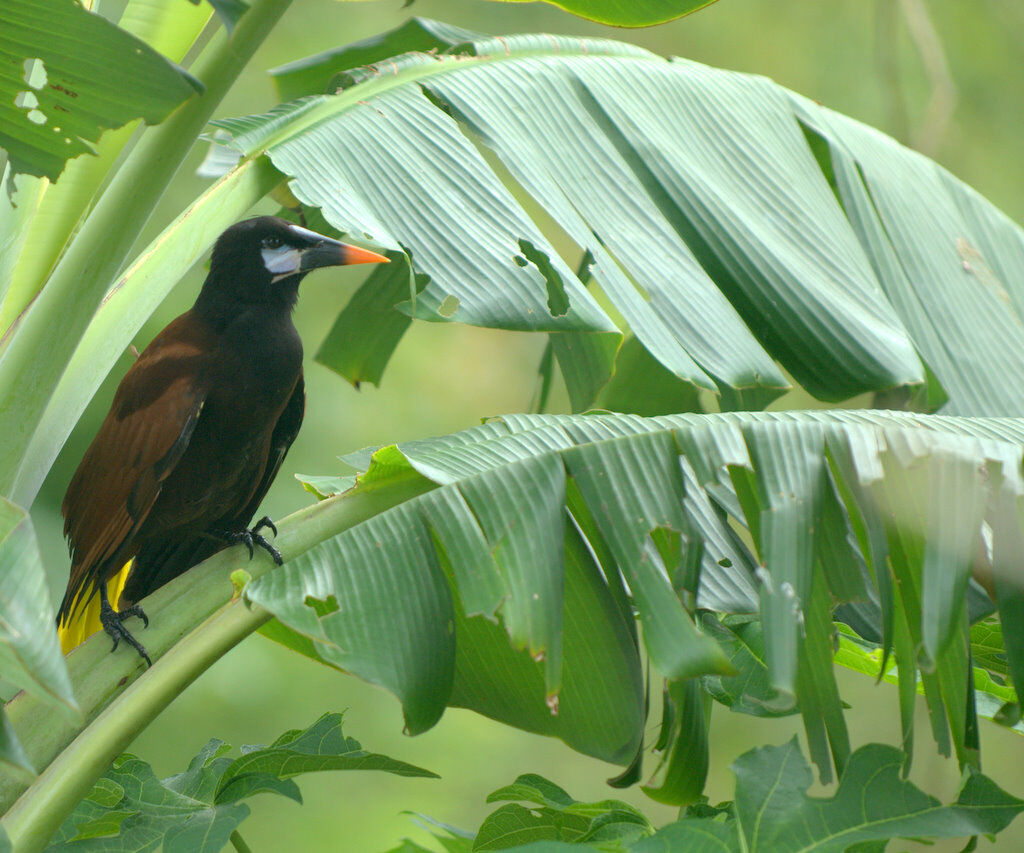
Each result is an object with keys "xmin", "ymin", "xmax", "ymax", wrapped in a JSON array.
[
  {"xmin": 4, "ymin": 597, "xmax": 271, "ymax": 853},
  {"xmin": 230, "ymin": 830, "xmax": 253, "ymax": 853},
  {"xmin": 0, "ymin": 470, "xmax": 436, "ymax": 827},
  {"xmin": 0, "ymin": 0, "xmax": 292, "ymax": 495}
]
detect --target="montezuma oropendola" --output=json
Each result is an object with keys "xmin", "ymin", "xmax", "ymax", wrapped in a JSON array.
[{"xmin": 58, "ymin": 216, "xmax": 388, "ymax": 665}]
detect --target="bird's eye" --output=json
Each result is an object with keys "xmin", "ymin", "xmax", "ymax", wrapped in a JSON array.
[{"xmin": 261, "ymin": 236, "xmax": 283, "ymax": 249}]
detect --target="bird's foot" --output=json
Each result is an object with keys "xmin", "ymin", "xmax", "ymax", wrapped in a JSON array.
[
  {"xmin": 99, "ymin": 594, "xmax": 151, "ymax": 666},
  {"xmin": 222, "ymin": 517, "xmax": 283, "ymax": 566}
]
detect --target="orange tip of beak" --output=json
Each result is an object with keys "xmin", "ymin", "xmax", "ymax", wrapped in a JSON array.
[{"xmin": 341, "ymin": 244, "xmax": 390, "ymax": 265}]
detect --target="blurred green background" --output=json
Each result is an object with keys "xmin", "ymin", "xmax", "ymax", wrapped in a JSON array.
[{"xmin": 31, "ymin": 0, "xmax": 1024, "ymax": 849}]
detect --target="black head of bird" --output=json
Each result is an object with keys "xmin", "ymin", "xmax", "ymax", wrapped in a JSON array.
[
  {"xmin": 58, "ymin": 216, "xmax": 388, "ymax": 666},
  {"xmin": 202, "ymin": 216, "xmax": 388, "ymax": 310}
]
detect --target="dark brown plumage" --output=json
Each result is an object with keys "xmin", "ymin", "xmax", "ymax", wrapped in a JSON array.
[{"xmin": 58, "ymin": 216, "xmax": 388, "ymax": 664}]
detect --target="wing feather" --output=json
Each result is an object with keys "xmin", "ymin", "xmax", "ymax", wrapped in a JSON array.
[{"xmin": 59, "ymin": 323, "xmax": 208, "ymax": 623}]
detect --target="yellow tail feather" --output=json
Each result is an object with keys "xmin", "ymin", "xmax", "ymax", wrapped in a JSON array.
[{"xmin": 58, "ymin": 560, "xmax": 133, "ymax": 655}]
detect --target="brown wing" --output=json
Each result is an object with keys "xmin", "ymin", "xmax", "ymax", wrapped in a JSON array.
[{"xmin": 59, "ymin": 317, "xmax": 208, "ymax": 624}]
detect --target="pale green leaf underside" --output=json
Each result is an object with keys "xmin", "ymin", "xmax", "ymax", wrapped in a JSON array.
[
  {"xmin": 209, "ymin": 27, "xmax": 1024, "ymax": 414},
  {"xmin": 267, "ymin": 409, "xmax": 1024, "ymax": 769},
  {"xmin": 0, "ymin": 496, "xmax": 76, "ymax": 730}
]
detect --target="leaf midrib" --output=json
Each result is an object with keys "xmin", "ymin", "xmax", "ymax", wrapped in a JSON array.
[{"xmin": 239, "ymin": 45, "xmax": 666, "ymax": 154}]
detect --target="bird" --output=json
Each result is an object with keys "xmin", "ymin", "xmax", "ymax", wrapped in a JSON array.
[{"xmin": 57, "ymin": 216, "xmax": 388, "ymax": 665}]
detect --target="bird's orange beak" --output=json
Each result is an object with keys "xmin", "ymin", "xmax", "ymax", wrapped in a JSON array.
[
  {"xmin": 300, "ymin": 238, "xmax": 389, "ymax": 272},
  {"xmin": 339, "ymin": 243, "xmax": 390, "ymax": 266}
]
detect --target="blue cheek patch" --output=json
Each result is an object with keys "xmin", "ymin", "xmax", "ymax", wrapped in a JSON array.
[{"xmin": 261, "ymin": 245, "xmax": 301, "ymax": 275}]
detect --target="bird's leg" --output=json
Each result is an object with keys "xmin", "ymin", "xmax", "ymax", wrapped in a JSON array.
[
  {"xmin": 98, "ymin": 583, "xmax": 151, "ymax": 666},
  {"xmin": 215, "ymin": 517, "xmax": 283, "ymax": 566}
]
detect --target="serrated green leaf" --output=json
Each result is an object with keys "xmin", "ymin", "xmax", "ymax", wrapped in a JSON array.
[
  {"xmin": 487, "ymin": 775, "xmax": 575, "ymax": 808},
  {"xmin": 471, "ymin": 783, "xmax": 651, "ymax": 851},
  {"xmin": 631, "ymin": 819, "xmax": 734, "ymax": 851},
  {"xmin": 85, "ymin": 777, "xmax": 125, "ymax": 809},
  {"xmin": 215, "ymin": 713, "xmax": 437, "ymax": 804},
  {"xmin": 47, "ymin": 754, "xmax": 248, "ymax": 852},
  {"xmin": 733, "ymin": 739, "xmax": 1024, "ymax": 851},
  {"xmin": 50, "ymin": 716, "xmax": 434, "ymax": 851},
  {"xmin": 474, "ymin": 803, "xmax": 585, "ymax": 850},
  {"xmin": 67, "ymin": 810, "xmax": 136, "ymax": 842},
  {"xmin": 970, "ymin": 618, "xmax": 1008, "ymax": 678}
]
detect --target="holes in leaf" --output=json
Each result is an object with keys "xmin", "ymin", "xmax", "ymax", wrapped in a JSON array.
[
  {"xmin": 22, "ymin": 57, "xmax": 47, "ymax": 89},
  {"xmin": 14, "ymin": 91, "xmax": 38, "ymax": 109},
  {"xmin": 438, "ymin": 293, "xmax": 460, "ymax": 317},
  {"xmin": 14, "ymin": 88, "xmax": 46, "ymax": 124},
  {"xmin": 304, "ymin": 594, "xmax": 340, "ymax": 617},
  {"xmin": 517, "ymin": 238, "xmax": 569, "ymax": 317}
]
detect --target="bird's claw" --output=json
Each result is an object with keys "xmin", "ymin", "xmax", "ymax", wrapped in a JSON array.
[
  {"xmin": 119, "ymin": 603, "xmax": 150, "ymax": 629},
  {"xmin": 253, "ymin": 516, "xmax": 278, "ymax": 538},
  {"xmin": 99, "ymin": 599, "xmax": 151, "ymax": 666},
  {"xmin": 252, "ymin": 532, "xmax": 284, "ymax": 566},
  {"xmin": 223, "ymin": 519, "xmax": 283, "ymax": 565}
]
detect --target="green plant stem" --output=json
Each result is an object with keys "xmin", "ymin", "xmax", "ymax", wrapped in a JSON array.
[
  {"xmin": 0, "ymin": 469, "xmax": 435, "ymax": 833},
  {"xmin": 230, "ymin": 830, "xmax": 253, "ymax": 853},
  {"xmin": 3, "ymin": 597, "xmax": 270, "ymax": 853},
  {"xmin": 0, "ymin": 0, "xmax": 293, "ymax": 495}
]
